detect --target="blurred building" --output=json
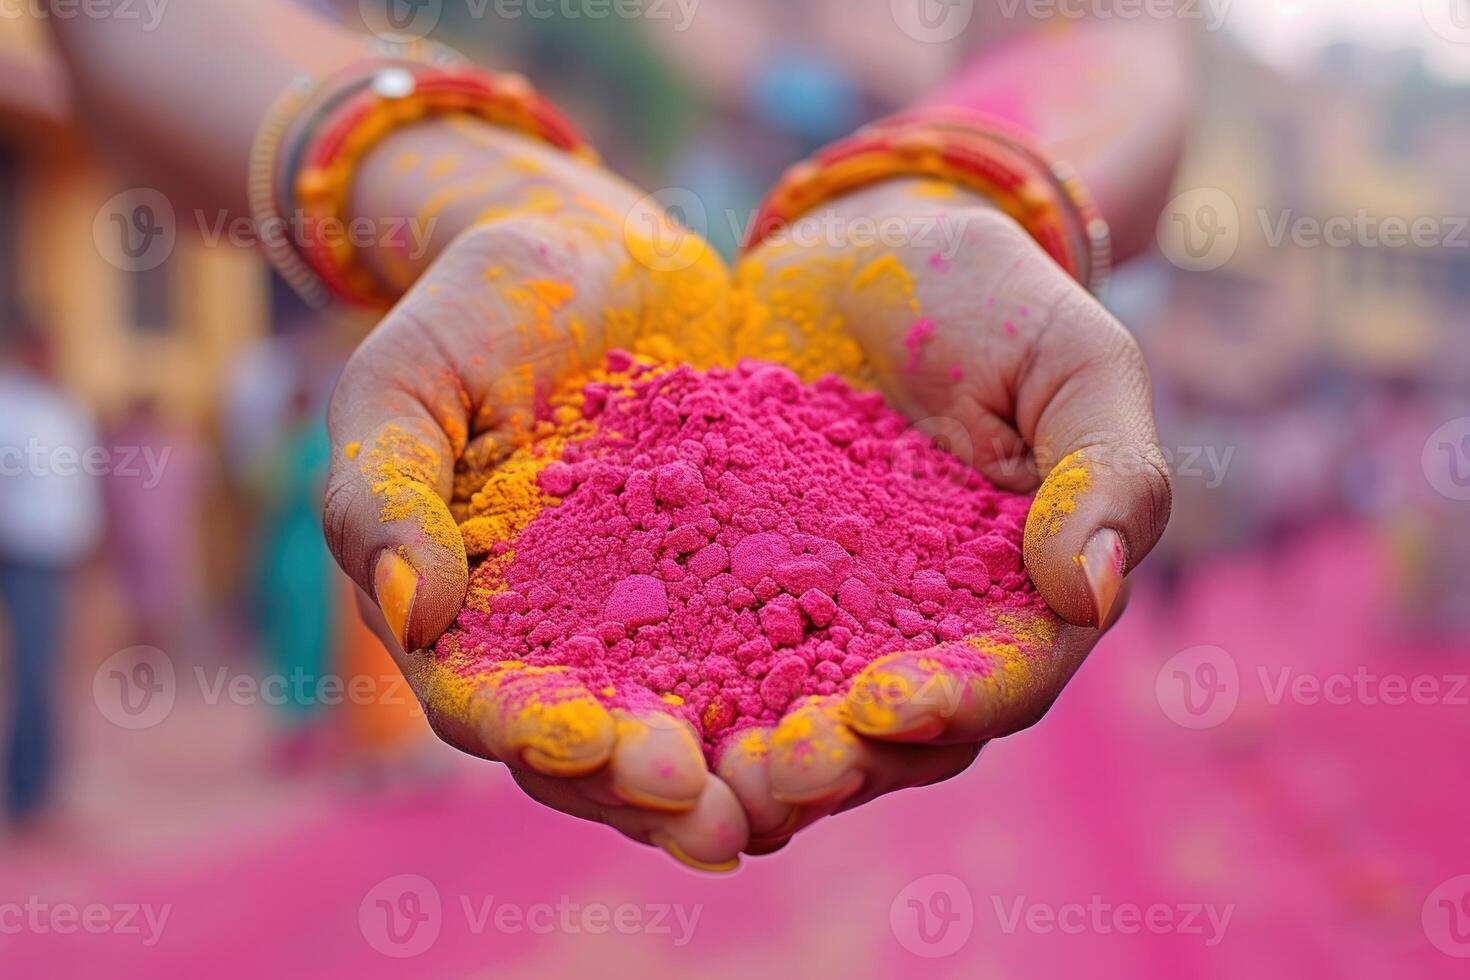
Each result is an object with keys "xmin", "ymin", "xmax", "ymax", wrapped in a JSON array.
[
  {"xmin": 0, "ymin": 13, "xmax": 271, "ymax": 422},
  {"xmin": 1152, "ymin": 37, "xmax": 1470, "ymax": 400}
]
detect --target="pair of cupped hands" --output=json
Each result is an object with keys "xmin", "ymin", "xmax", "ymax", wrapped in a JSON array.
[{"xmin": 323, "ymin": 129, "xmax": 1171, "ymax": 872}]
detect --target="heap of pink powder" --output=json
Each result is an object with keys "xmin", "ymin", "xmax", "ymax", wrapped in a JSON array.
[{"xmin": 439, "ymin": 355, "xmax": 1046, "ymax": 758}]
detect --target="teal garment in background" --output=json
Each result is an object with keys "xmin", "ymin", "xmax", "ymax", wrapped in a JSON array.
[{"xmin": 254, "ymin": 419, "xmax": 337, "ymax": 724}]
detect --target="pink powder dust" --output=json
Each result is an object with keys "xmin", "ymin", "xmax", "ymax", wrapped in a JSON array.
[
  {"xmin": 903, "ymin": 318, "xmax": 937, "ymax": 372},
  {"xmin": 439, "ymin": 357, "xmax": 1046, "ymax": 759}
]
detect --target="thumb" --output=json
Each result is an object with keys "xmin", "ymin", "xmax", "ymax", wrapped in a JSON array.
[
  {"xmin": 324, "ymin": 339, "xmax": 468, "ymax": 654},
  {"xmin": 1019, "ymin": 297, "xmax": 1172, "ymax": 627}
]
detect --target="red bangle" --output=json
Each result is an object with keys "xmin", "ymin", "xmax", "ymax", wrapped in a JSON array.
[
  {"xmin": 746, "ymin": 108, "xmax": 1110, "ymax": 295},
  {"xmin": 290, "ymin": 63, "xmax": 598, "ymax": 310}
]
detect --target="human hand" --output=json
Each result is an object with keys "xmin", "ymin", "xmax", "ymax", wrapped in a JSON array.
[
  {"xmin": 719, "ymin": 177, "xmax": 1172, "ymax": 850},
  {"xmin": 324, "ymin": 171, "xmax": 752, "ymax": 871}
]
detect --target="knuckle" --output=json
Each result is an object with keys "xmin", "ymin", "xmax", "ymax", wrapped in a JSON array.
[{"xmin": 321, "ymin": 469, "xmax": 366, "ymax": 568}]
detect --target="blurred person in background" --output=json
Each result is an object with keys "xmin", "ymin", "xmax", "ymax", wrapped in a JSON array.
[
  {"xmin": 0, "ymin": 323, "xmax": 103, "ymax": 832},
  {"xmin": 252, "ymin": 383, "xmax": 339, "ymax": 773},
  {"xmin": 102, "ymin": 394, "xmax": 206, "ymax": 654}
]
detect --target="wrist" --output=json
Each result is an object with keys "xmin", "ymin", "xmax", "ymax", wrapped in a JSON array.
[
  {"xmin": 746, "ymin": 110, "xmax": 1109, "ymax": 294},
  {"xmin": 744, "ymin": 177, "xmax": 1006, "ymax": 266},
  {"xmin": 255, "ymin": 57, "xmax": 608, "ymax": 312},
  {"xmin": 349, "ymin": 117, "xmax": 642, "ymax": 293}
]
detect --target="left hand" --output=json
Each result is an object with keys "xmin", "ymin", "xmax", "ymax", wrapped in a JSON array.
[{"xmin": 719, "ymin": 178, "xmax": 1173, "ymax": 852}]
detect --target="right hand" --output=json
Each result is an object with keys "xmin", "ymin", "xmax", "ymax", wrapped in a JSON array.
[{"xmin": 323, "ymin": 188, "xmax": 750, "ymax": 871}]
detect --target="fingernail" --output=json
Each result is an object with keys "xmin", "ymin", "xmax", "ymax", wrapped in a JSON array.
[
  {"xmin": 846, "ymin": 659, "xmax": 949, "ymax": 740},
  {"xmin": 613, "ymin": 785, "xmax": 702, "ymax": 813},
  {"xmin": 374, "ymin": 550, "xmax": 420, "ymax": 649},
  {"xmin": 770, "ymin": 769, "xmax": 864, "ymax": 808},
  {"xmin": 754, "ymin": 806, "xmax": 804, "ymax": 842},
  {"xmin": 650, "ymin": 834, "xmax": 740, "ymax": 874},
  {"xmin": 1080, "ymin": 528, "xmax": 1125, "ymax": 627}
]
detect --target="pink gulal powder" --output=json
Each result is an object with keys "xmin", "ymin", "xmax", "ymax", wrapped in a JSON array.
[{"xmin": 439, "ymin": 356, "xmax": 1048, "ymax": 760}]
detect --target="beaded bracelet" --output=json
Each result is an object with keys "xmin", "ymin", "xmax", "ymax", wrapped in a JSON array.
[
  {"xmin": 249, "ymin": 50, "xmax": 597, "ymax": 312},
  {"xmin": 745, "ymin": 108, "xmax": 1111, "ymax": 296}
]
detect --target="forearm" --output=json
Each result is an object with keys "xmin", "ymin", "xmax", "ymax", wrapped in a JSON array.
[
  {"xmin": 45, "ymin": 0, "xmax": 635, "ymax": 294},
  {"xmin": 923, "ymin": 18, "xmax": 1193, "ymax": 262},
  {"xmin": 46, "ymin": 0, "xmax": 360, "ymax": 216},
  {"xmin": 349, "ymin": 118, "xmax": 647, "ymax": 295}
]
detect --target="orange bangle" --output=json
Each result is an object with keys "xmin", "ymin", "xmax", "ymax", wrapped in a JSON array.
[
  {"xmin": 745, "ymin": 109, "xmax": 1110, "ymax": 295},
  {"xmin": 287, "ymin": 63, "xmax": 597, "ymax": 310}
]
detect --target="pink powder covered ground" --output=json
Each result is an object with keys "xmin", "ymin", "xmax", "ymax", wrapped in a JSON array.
[{"xmin": 439, "ymin": 356, "xmax": 1048, "ymax": 758}]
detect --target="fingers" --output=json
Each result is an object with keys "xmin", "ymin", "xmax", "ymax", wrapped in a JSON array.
[
  {"xmin": 843, "ymin": 615, "xmax": 1104, "ymax": 746},
  {"xmin": 714, "ymin": 701, "xmax": 984, "ymax": 854},
  {"xmin": 714, "ymin": 727, "xmax": 797, "ymax": 840},
  {"xmin": 514, "ymin": 761, "xmax": 749, "ymax": 873},
  {"xmin": 325, "ymin": 215, "xmax": 646, "ymax": 653},
  {"xmin": 1017, "ymin": 288, "xmax": 1172, "ymax": 627},
  {"xmin": 606, "ymin": 711, "xmax": 708, "ymax": 811},
  {"xmin": 466, "ymin": 667, "xmax": 617, "ymax": 777},
  {"xmin": 416, "ymin": 659, "xmax": 742, "ymax": 869},
  {"xmin": 325, "ymin": 369, "xmax": 468, "ymax": 653},
  {"xmin": 766, "ymin": 698, "xmax": 866, "ymax": 808}
]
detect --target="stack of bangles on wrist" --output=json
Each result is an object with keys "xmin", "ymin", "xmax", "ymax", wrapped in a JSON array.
[
  {"xmin": 744, "ymin": 108, "xmax": 1111, "ymax": 296},
  {"xmin": 249, "ymin": 44, "xmax": 598, "ymax": 312}
]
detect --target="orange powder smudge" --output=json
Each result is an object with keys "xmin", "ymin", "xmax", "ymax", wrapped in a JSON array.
[{"xmin": 526, "ymin": 279, "xmax": 576, "ymax": 312}]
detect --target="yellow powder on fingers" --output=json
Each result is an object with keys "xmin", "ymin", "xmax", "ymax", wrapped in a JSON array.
[
  {"xmin": 769, "ymin": 697, "xmax": 858, "ymax": 767},
  {"xmin": 851, "ymin": 253, "xmax": 921, "ymax": 317},
  {"xmin": 1024, "ymin": 449, "xmax": 1093, "ymax": 547},
  {"xmin": 730, "ymin": 255, "xmax": 868, "ymax": 384},
  {"xmin": 365, "ymin": 424, "xmax": 465, "ymax": 556}
]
